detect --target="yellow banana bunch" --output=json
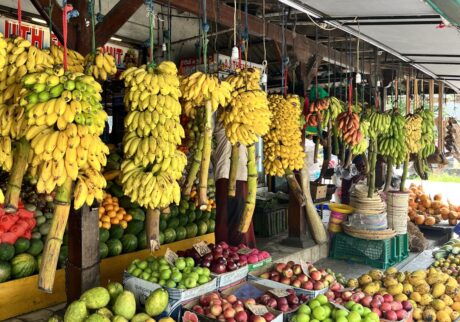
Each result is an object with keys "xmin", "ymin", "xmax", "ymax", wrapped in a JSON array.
[
  {"xmin": 73, "ymin": 168, "xmax": 107, "ymax": 210},
  {"xmin": 0, "ymin": 187, "xmax": 4, "ymax": 204},
  {"xmin": 351, "ymin": 119, "xmax": 370, "ymax": 155},
  {"xmin": 263, "ymin": 94, "xmax": 304, "ymax": 176},
  {"xmin": 0, "ymin": 103, "xmax": 27, "ymax": 172},
  {"xmin": 378, "ymin": 112, "xmax": 406, "ymax": 165},
  {"xmin": 219, "ymin": 69, "xmax": 271, "ymax": 145},
  {"xmin": 0, "ymin": 33, "xmax": 7, "ymax": 73},
  {"xmin": 0, "ymin": 136, "xmax": 13, "ymax": 172},
  {"xmin": 405, "ymin": 114, "xmax": 423, "ymax": 154},
  {"xmin": 418, "ymin": 108, "xmax": 436, "ymax": 159},
  {"xmin": 85, "ymin": 49, "xmax": 117, "ymax": 81},
  {"xmin": 48, "ymin": 45, "xmax": 84, "ymax": 73},
  {"xmin": 322, "ymin": 96, "xmax": 344, "ymax": 126},
  {"xmin": 180, "ymin": 71, "xmax": 233, "ymax": 114},
  {"xmin": 368, "ymin": 110, "xmax": 391, "ymax": 139},
  {"xmin": 120, "ymin": 61, "xmax": 186, "ymax": 209},
  {"xmin": 225, "ymin": 68, "xmax": 261, "ymax": 91}
]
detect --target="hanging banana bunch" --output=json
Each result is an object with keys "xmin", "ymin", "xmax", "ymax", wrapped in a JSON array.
[
  {"xmin": 120, "ymin": 61, "xmax": 186, "ymax": 209},
  {"xmin": 85, "ymin": 48, "xmax": 117, "ymax": 81},
  {"xmin": 180, "ymin": 71, "xmax": 233, "ymax": 208},
  {"xmin": 414, "ymin": 108, "xmax": 436, "ymax": 180},
  {"xmin": 218, "ymin": 68, "xmax": 271, "ymax": 232},
  {"xmin": 0, "ymin": 33, "xmax": 7, "ymax": 73},
  {"xmin": 48, "ymin": 45, "xmax": 85, "ymax": 73},
  {"xmin": 378, "ymin": 111, "xmax": 406, "ymax": 166}
]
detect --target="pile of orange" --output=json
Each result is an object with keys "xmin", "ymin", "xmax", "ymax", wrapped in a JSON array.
[
  {"xmin": 408, "ymin": 184, "xmax": 459, "ymax": 226},
  {"xmin": 190, "ymin": 187, "xmax": 216, "ymax": 212},
  {"xmin": 98, "ymin": 193, "xmax": 133, "ymax": 229}
]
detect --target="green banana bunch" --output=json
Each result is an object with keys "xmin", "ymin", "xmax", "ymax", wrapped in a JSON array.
[
  {"xmin": 418, "ymin": 108, "xmax": 436, "ymax": 158},
  {"xmin": 367, "ymin": 110, "xmax": 391, "ymax": 139},
  {"xmin": 120, "ymin": 61, "xmax": 187, "ymax": 209},
  {"xmin": 322, "ymin": 96, "xmax": 344, "ymax": 126},
  {"xmin": 378, "ymin": 111, "xmax": 406, "ymax": 165},
  {"xmin": 351, "ymin": 119, "xmax": 370, "ymax": 155}
]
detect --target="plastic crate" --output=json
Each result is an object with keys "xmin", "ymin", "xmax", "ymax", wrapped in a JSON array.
[
  {"xmin": 329, "ymin": 233, "xmax": 395, "ymax": 269},
  {"xmin": 253, "ymin": 201, "xmax": 288, "ymax": 237},
  {"xmin": 393, "ymin": 234, "xmax": 409, "ymax": 262}
]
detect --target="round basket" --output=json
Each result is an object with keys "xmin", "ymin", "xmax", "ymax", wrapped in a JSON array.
[
  {"xmin": 387, "ymin": 191, "xmax": 409, "ymax": 234},
  {"xmin": 329, "ymin": 203, "xmax": 354, "ymax": 215},
  {"xmin": 343, "ymin": 224, "xmax": 396, "ymax": 240}
]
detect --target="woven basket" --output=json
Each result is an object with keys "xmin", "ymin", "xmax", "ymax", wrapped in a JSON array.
[
  {"xmin": 343, "ymin": 224, "xmax": 396, "ymax": 240},
  {"xmin": 387, "ymin": 191, "xmax": 409, "ymax": 234}
]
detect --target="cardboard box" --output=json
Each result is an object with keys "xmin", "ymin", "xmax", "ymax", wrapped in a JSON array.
[
  {"xmin": 123, "ymin": 271, "xmax": 217, "ymax": 302},
  {"xmin": 248, "ymin": 264, "xmax": 329, "ymax": 298},
  {"xmin": 212, "ymin": 265, "xmax": 248, "ymax": 289}
]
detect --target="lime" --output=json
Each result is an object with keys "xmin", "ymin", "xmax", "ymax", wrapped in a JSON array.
[
  {"xmin": 140, "ymin": 272, "xmax": 151, "ymax": 280},
  {"xmin": 185, "ymin": 257, "xmax": 195, "ymax": 268},
  {"xmin": 159, "ymin": 264, "xmax": 170, "ymax": 272},
  {"xmin": 149, "ymin": 276, "xmax": 158, "ymax": 283},
  {"xmin": 150, "ymin": 261, "xmax": 159, "ymax": 271},
  {"xmin": 127, "ymin": 264, "xmax": 136, "ymax": 274},
  {"xmin": 137, "ymin": 260, "xmax": 148, "ymax": 270},
  {"xmin": 158, "ymin": 279, "xmax": 166, "ymax": 286},
  {"xmin": 175, "ymin": 258, "xmax": 186, "ymax": 270},
  {"xmin": 159, "ymin": 258, "xmax": 168, "ymax": 265}
]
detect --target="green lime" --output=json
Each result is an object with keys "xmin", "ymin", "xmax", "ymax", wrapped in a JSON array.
[
  {"xmin": 137, "ymin": 260, "xmax": 148, "ymax": 270},
  {"xmin": 127, "ymin": 264, "xmax": 136, "ymax": 274},
  {"xmin": 159, "ymin": 258, "xmax": 168, "ymax": 266},
  {"xmin": 159, "ymin": 264, "xmax": 170, "ymax": 272},
  {"xmin": 158, "ymin": 279, "xmax": 166, "ymax": 286}
]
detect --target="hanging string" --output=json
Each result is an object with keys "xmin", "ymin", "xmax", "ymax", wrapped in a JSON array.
[
  {"xmin": 314, "ymin": 26, "xmax": 319, "ymax": 99},
  {"xmin": 47, "ymin": 1, "xmax": 53, "ymax": 44},
  {"xmin": 327, "ymin": 31, "xmax": 331, "ymax": 95},
  {"xmin": 167, "ymin": 0, "xmax": 172, "ymax": 60},
  {"xmin": 17, "ymin": 0, "xmax": 22, "ymax": 36},
  {"xmin": 202, "ymin": 0, "xmax": 209, "ymax": 73},
  {"xmin": 281, "ymin": 5, "xmax": 286, "ymax": 95},
  {"xmin": 89, "ymin": 0, "xmax": 96, "ymax": 55},
  {"xmin": 146, "ymin": 0, "xmax": 155, "ymax": 67},
  {"xmin": 62, "ymin": 3, "xmax": 73, "ymax": 70},
  {"xmin": 233, "ymin": 0, "xmax": 237, "ymax": 48}
]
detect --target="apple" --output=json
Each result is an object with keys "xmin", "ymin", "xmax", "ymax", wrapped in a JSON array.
[
  {"xmin": 355, "ymin": 291, "xmax": 365, "ymax": 301},
  {"xmin": 324, "ymin": 290, "xmax": 335, "ymax": 301},
  {"xmin": 380, "ymin": 302, "xmax": 391, "ymax": 313},
  {"xmin": 278, "ymin": 304, "xmax": 289, "ymax": 312},
  {"xmin": 350, "ymin": 293, "xmax": 362, "ymax": 303},
  {"xmin": 266, "ymin": 298, "xmax": 277, "ymax": 308},
  {"xmin": 222, "ymin": 249, "xmax": 230, "ymax": 257},
  {"xmin": 234, "ymin": 304, "xmax": 245, "ymax": 313},
  {"xmin": 341, "ymin": 291, "xmax": 353, "ymax": 301},
  {"xmin": 214, "ymin": 245, "xmax": 223, "ymax": 254},
  {"xmin": 301, "ymin": 281, "xmax": 313, "ymax": 290},
  {"xmin": 226, "ymin": 319, "xmax": 236, "ymax": 322},
  {"xmin": 258, "ymin": 295, "xmax": 271, "ymax": 305},
  {"xmin": 263, "ymin": 312, "xmax": 275, "ymax": 322},
  {"xmin": 277, "ymin": 297, "xmax": 288, "ymax": 306},
  {"xmin": 324, "ymin": 274, "xmax": 335, "ymax": 283},
  {"xmin": 274, "ymin": 263, "xmax": 286, "ymax": 273},
  {"xmin": 291, "ymin": 279, "xmax": 301, "ymax": 288},
  {"xmin": 282, "ymin": 268, "xmax": 293, "ymax": 278},
  {"xmin": 383, "ymin": 294, "xmax": 393, "ymax": 303},
  {"xmin": 287, "ymin": 294, "xmax": 299, "ymax": 305},
  {"xmin": 280, "ymin": 277, "xmax": 291, "ymax": 285},
  {"xmin": 361, "ymin": 295, "xmax": 373, "ymax": 307},
  {"xmin": 370, "ymin": 299, "xmax": 381, "ymax": 309},
  {"xmin": 218, "ymin": 315, "xmax": 226, "ymax": 322},
  {"xmin": 211, "ymin": 263, "xmax": 227, "ymax": 274},
  {"xmin": 330, "ymin": 282, "xmax": 342, "ymax": 291},
  {"xmin": 235, "ymin": 311, "xmax": 248, "ymax": 322},
  {"xmin": 271, "ymin": 276, "xmax": 280, "ymax": 282},
  {"xmin": 401, "ymin": 300, "xmax": 413, "ymax": 311},
  {"xmin": 229, "ymin": 246, "xmax": 238, "ymax": 252},
  {"xmin": 244, "ymin": 298, "xmax": 256, "ymax": 305},
  {"xmin": 371, "ymin": 307, "xmax": 382, "ymax": 317},
  {"xmin": 310, "ymin": 270, "xmax": 322, "ymax": 281},
  {"xmin": 259, "ymin": 251, "xmax": 270, "ymax": 260},
  {"xmin": 286, "ymin": 261, "xmax": 295, "ymax": 268},
  {"xmin": 223, "ymin": 303, "xmax": 233, "ymax": 311},
  {"xmin": 211, "ymin": 299, "xmax": 223, "ymax": 306},
  {"xmin": 250, "ymin": 316, "xmax": 266, "ymax": 322},
  {"xmin": 396, "ymin": 309, "xmax": 408, "ymax": 320},
  {"xmin": 211, "ymin": 305, "xmax": 223, "ymax": 316},
  {"xmin": 207, "ymin": 313, "xmax": 217, "ymax": 319},
  {"xmin": 248, "ymin": 254, "xmax": 259, "ymax": 264},
  {"xmin": 200, "ymin": 295, "xmax": 212, "ymax": 306},
  {"xmin": 238, "ymin": 258, "xmax": 248, "ymax": 267},
  {"xmin": 297, "ymin": 274, "xmax": 309, "ymax": 283},
  {"xmin": 260, "ymin": 272, "xmax": 270, "ymax": 279},
  {"xmin": 385, "ymin": 310, "xmax": 398, "ymax": 321},
  {"xmin": 224, "ymin": 308, "xmax": 236, "ymax": 319},
  {"xmin": 193, "ymin": 305, "xmax": 204, "ymax": 315},
  {"xmin": 313, "ymin": 281, "xmax": 325, "ymax": 290},
  {"xmin": 292, "ymin": 264, "xmax": 302, "ymax": 275},
  {"xmin": 227, "ymin": 261, "xmax": 238, "ymax": 272},
  {"xmin": 335, "ymin": 298, "xmax": 344, "ymax": 304},
  {"xmin": 286, "ymin": 289, "xmax": 295, "ymax": 295}
]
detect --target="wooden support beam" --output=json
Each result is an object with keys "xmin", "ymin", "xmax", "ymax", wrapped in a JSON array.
[
  {"xmin": 438, "ymin": 81, "xmax": 444, "ymax": 150},
  {"xmin": 95, "ymin": 0, "xmax": 144, "ymax": 49},
  {"xmin": 73, "ymin": 0, "xmax": 91, "ymax": 55},
  {"xmin": 156, "ymin": 0, "xmax": 370, "ymax": 72},
  {"xmin": 406, "ymin": 76, "xmax": 411, "ymax": 114},
  {"xmin": 429, "ymin": 79, "xmax": 435, "ymax": 111},
  {"xmin": 29, "ymin": 0, "xmax": 68, "ymax": 45},
  {"xmin": 414, "ymin": 79, "xmax": 418, "ymax": 109}
]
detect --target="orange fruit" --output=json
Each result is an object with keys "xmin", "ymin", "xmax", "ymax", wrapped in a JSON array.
[
  {"xmin": 116, "ymin": 213, "xmax": 124, "ymax": 220},
  {"xmin": 108, "ymin": 210, "xmax": 117, "ymax": 218},
  {"xmin": 102, "ymin": 222, "xmax": 111, "ymax": 229},
  {"xmin": 111, "ymin": 218, "xmax": 120, "ymax": 225},
  {"xmin": 124, "ymin": 214, "xmax": 132, "ymax": 222},
  {"xmin": 105, "ymin": 204, "xmax": 114, "ymax": 211},
  {"xmin": 101, "ymin": 215, "xmax": 111, "ymax": 223},
  {"xmin": 98, "ymin": 221, "xmax": 102, "ymax": 228},
  {"xmin": 119, "ymin": 220, "xmax": 128, "ymax": 229}
]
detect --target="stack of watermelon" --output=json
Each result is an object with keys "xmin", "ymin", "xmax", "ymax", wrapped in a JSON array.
[{"xmin": 0, "ymin": 207, "xmax": 36, "ymax": 244}]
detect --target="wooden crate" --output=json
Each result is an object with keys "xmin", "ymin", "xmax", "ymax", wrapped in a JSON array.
[{"xmin": 0, "ymin": 233, "xmax": 215, "ymax": 320}]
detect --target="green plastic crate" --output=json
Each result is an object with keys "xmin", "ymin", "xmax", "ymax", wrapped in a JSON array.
[
  {"xmin": 393, "ymin": 234, "xmax": 409, "ymax": 262},
  {"xmin": 253, "ymin": 201, "xmax": 288, "ymax": 238},
  {"xmin": 329, "ymin": 233, "xmax": 395, "ymax": 269}
]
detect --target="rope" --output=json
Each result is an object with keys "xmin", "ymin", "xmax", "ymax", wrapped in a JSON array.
[
  {"xmin": 233, "ymin": 0, "xmax": 237, "ymax": 47},
  {"xmin": 168, "ymin": 0, "xmax": 171, "ymax": 60},
  {"xmin": 146, "ymin": 0, "xmax": 155, "ymax": 67},
  {"xmin": 202, "ymin": 0, "xmax": 209, "ymax": 73},
  {"xmin": 89, "ymin": 0, "xmax": 96, "ymax": 55},
  {"xmin": 17, "ymin": 0, "xmax": 22, "ymax": 36}
]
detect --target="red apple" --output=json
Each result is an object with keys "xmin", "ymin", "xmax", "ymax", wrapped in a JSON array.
[
  {"xmin": 234, "ymin": 304, "xmax": 245, "ymax": 313},
  {"xmin": 301, "ymin": 281, "xmax": 313, "ymax": 290},
  {"xmin": 324, "ymin": 274, "xmax": 335, "ymax": 283},
  {"xmin": 244, "ymin": 298, "xmax": 256, "ymax": 305},
  {"xmin": 200, "ymin": 295, "xmax": 212, "ymax": 306},
  {"xmin": 383, "ymin": 294, "xmax": 393, "ymax": 303},
  {"xmin": 392, "ymin": 301, "xmax": 403, "ymax": 311},
  {"xmin": 235, "ymin": 311, "xmax": 248, "ymax": 322},
  {"xmin": 291, "ymin": 279, "xmax": 301, "ymax": 288},
  {"xmin": 282, "ymin": 268, "xmax": 293, "ymax": 278},
  {"xmin": 227, "ymin": 294, "xmax": 237, "ymax": 304},
  {"xmin": 356, "ymin": 291, "xmax": 365, "ymax": 300},
  {"xmin": 226, "ymin": 319, "xmax": 236, "ymax": 322},
  {"xmin": 370, "ymin": 299, "xmax": 382, "ymax": 309},
  {"xmin": 313, "ymin": 281, "xmax": 325, "ymax": 290},
  {"xmin": 287, "ymin": 293, "xmax": 299, "ymax": 305},
  {"xmin": 271, "ymin": 276, "xmax": 280, "ymax": 282},
  {"xmin": 292, "ymin": 264, "xmax": 302, "ymax": 275},
  {"xmin": 193, "ymin": 305, "xmax": 204, "ymax": 315},
  {"xmin": 207, "ymin": 313, "xmax": 217, "ymax": 319},
  {"xmin": 371, "ymin": 307, "xmax": 382, "ymax": 317},
  {"xmin": 280, "ymin": 277, "xmax": 291, "ymax": 285},
  {"xmin": 310, "ymin": 270, "xmax": 322, "ymax": 281},
  {"xmin": 223, "ymin": 303, "xmax": 233, "ymax": 311},
  {"xmin": 297, "ymin": 274, "xmax": 309, "ymax": 283},
  {"xmin": 361, "ymin": 295, "xmax": 373, "ymax": 307},
  {"xmin": 250, "ymin": 317, "xmax": 266, "ymax": 322},
  {"xmin": 274, "ymin": 263, "xmax": 286, "ymax": 273},
  {"xmin": 277, "ymin": 298, "xmax": 288, "ymax": 306},
  {"xmin": 380, "ymin": 302, "xmax": 392, "ymax": 313},
  {"xmin": 325, "ymin": 290, "xmax": 335, "ymax": 301},
  {"xmin": 401, "ymin": 300, "xmax": 413, "ymax": 311},
  {"xmin": 263, "ymin": 312, "xmax": 275, "ymax": 322},
  {"xmin": 350, "ymin": 293, "xmax": 362, "ymax": 303},
  {"xmin": 373, "ymin": 294, "xmax": 384, "ymax": 303},
  {"xmin": 334, "ymin": 298, "xmax": 344, "ymax": 304},
  {"xmin": 266, "ymin": 298, "xmax": 277, "ymax": 308},
  {"xmin": 385, "ymin": 310, "xmax": 398, "ymax": 321},
  {"xmin": 211, "ymin": 305, "xmax": 223, "ymax": 316},
  {"xmin": 286, "ymin": 261, "xmax": 295, "ymax": 268},
  {"xmin": 278, "ymin": 304, "xmax": 289, "ymax": 312},
  {"xmin": 224, "ymin": 308, "xmax": 236, "ymax": 319},
  {"xmin": 211, "ymin": 299, "xmax": 223, "ymax": 306},
  {"xmin": 341, "ymin": 291, "xmax": 353, "ymax": 301},
  {"xmin": 396, "ymin": 309, "xmax": 408, "ymax": 320},
  {"xmin": 329, "ymin": 282, "xmax": 342, "ymax": 292}
]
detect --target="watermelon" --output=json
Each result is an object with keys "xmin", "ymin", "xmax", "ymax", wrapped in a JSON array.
[
  {"xmin": 159, "ymin": 232, "xmax": 164, "ymax": 245},
  {"xmin": 130, "ymin": 208, "xmax": 145, "ymax": 222},
  {"xmin": 0, "ymin": 260, "xmax": 11, "ymax": 282},
  {"xmin": 125, "ymin": 220, "xmax": 144, "ymax": 235},
  {"xmin": 188, "ymin": 202, "xmax": 196, "ymax": 211},
  {"xmin": 106, "ymin": 239, "xmax": 123, "ymax": 257},
  {"xmin": 14, "ymin": 237, "xmax": 31, "ymax": 254},
  {"xmin": 109, "ymin": 225, "xmax": 124, "ymax": 240},
  {"xmin": 186, "ymin": 223, "xmax": 198, "ymax": 239},
  {"xmin": 169, "ymin": 205, "xmax": 178, "ymax": 216},
  {"xmin": 27, "ymin": 239, "xmax": 44, "ymax": 256},
  {"xmin": 187, "ymin": 211, "xmax": 196, "ymax": 224},
  {"xmin": 197, "ymin": 220, "xmax": 208, "ymax": 236},
  {"xmin": 99, "ymin": 242, "xmax": 109, "ymax": 259},
  {"xmin": 195, "ymin": 210, "xmax": 203, "ymax": 221},
  {"xmin": 99, "ymin": 228, "xmax": 110, "ymax": 243},
  {"xmin": 59, "ymin": 246, "xmax": 68, "ymax": 268},
  {"xmin": 201, "ymin": 211, "xmax": 211, "ymax": 221},
  {"xmin": 159, "ymin": 219, "xmax": 167, "ymax": 231},
  {"xmin": 11, "ymin": 253, "xmax": 36, "ymax": 278},
  {"xmin": 121, "ymin": 234, "xmax": 138, "ymax": 253},
  {"xmin": 137, "ymin": 230, "xmax": 147, "ymax": 250},
  {"xmin": 176, "ymin": 227, "xmax": 187, "ymax": 241},
  {"xmin": 0, "ymin": 243, "xmax": 15, "ymax": 261},
  {"xmin": 119, "ymin": 196, "xmax": 135, "ymax": 209},
  {"xmin": 36, "ymin": 255, "xmax": 42, "ymax": 271},
  {"xmin": 163, "ymin": 228, "xmax": 176, "ymax": 244},
  {"xmin": 178, "ymin": 215, "xmax": 188, "ymax": 227},
  {"xmin": 207, "ymin": 219, "xmax": 215, "ymax": 233},
  {"xmin": 167, "ymin": 217, "xmax": 180, "ymax": 229}
]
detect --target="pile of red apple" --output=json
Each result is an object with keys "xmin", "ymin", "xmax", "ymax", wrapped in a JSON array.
[
  {"xmin": 179, "ymin": 241, "xmax": 271, "ymax": 275},
  {"xmin": 192, "ymin": 292, "xmax": 276, "ymax": 322},
  {"xmin": 256, "ymin": 289, "xmax": 309, "ymax": 312},
  {"xmin": 259, "ymin": 261, "xmax": 333, "ymax": 291},
  {"xmin": 325, "ymin": 286, "xmax": 413, "ymax": 321}
]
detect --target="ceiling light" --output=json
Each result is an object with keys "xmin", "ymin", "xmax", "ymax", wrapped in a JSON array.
[
  {"xmin": 355, "ymin": 73, "xmax": 362, "ymax": 84},
  {"xmin": 231, "ymin": 46, "xmax": 239, "ymax": 60},
  {"xmin": 32, "ymin": 17, "xmax": 47, "ymax": 24},
  {"xmin": 110, "ymin": 37, "xmax": 122, "ymax": 42},
  {"xmin": 278, "ymin": 0, "xmax": 321, "ymax": 19}
]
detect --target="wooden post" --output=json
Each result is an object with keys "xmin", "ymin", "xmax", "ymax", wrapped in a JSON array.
[
  {"xmin": 66, "ymin": 205, "xmax": 100, "ymax": 302},
  {"xmin": 414, "ymin": 79, "xmax": 419, "ymax": 108},
  {"xmin": 406, "ymin": 76, "xmax": 411, "ymax": 114},
  {"xmin": 429, "ymin": 80, "xmax": 435, "ymax": 111},
  {"xmin": 438, "ymin": 81, "xmax": 444, "ymax": 150}
]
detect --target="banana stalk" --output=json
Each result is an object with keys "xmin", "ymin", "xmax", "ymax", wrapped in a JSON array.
[
  {"xmin": 38, "ymin": 177, "xmax": 73, "ymax": 293},
  {"xmin": 145, "ymin": 208, "xmax": 161, "ymax": 252},
  {"xmin": 4, "ymin": 137, "xmax": 31, "ymax": 213},
  {"xmin": 368, "ymin": 139, "xmax": 377, "ymax": 198},
  {"xmin": 319, "ymin": 119, "xmax": 332, "ymax": 180},
  {"xmin": 198, "ymin": 100, "xmax": 212, "ymax": 210},
  {"xmin": 300, "ymin": 156, "xmax": 328, "ymax": 244},
  {"xmin": 183, "ymin": 133, "xmax": 204, "ymax": 196},
  {"xmin": 228, "ymin": 144, "xmax": 240, "ymax": 197},
  {"xmin": 286, "ymin": 170, "xmax": 306, "ymax": 207},
  {"xmin": 238, "ymin": 144, "xmax": 257, "ymax": 233},
  {"xmin": 384, "ymin": 157, "xmax": 393, "ymax": 192},
  {"xmin": 400, "ymin": 156, "xmax": 409, "ymax": 192}
]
